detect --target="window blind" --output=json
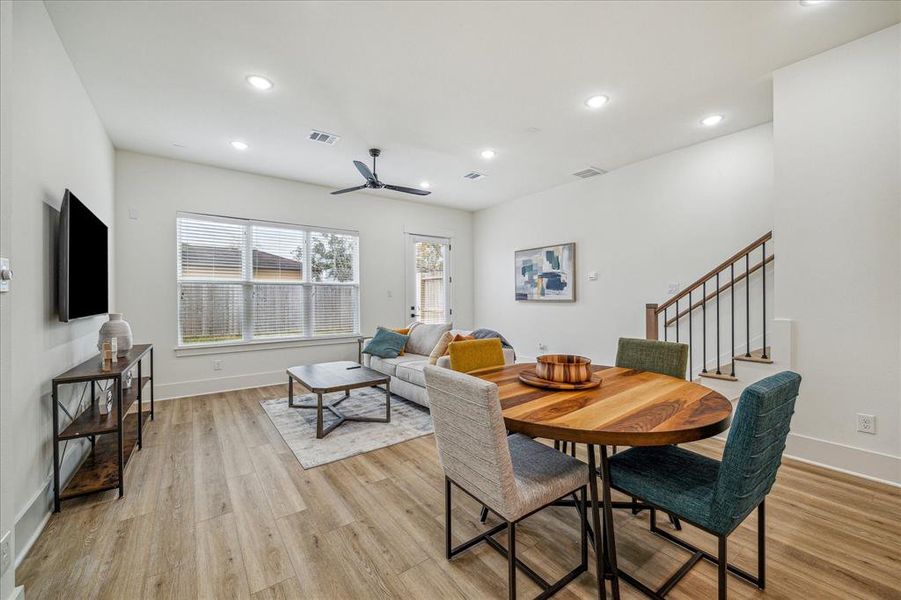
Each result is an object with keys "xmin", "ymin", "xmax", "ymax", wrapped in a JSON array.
[{"xmin": 177, "ymin": 213, "xmax": 360, "ymax": 346}]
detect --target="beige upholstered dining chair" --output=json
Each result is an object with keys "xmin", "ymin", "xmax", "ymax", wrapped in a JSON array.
[{"xmin": 424, "ymin": 365, "xmax": 595, "ymax": 600}]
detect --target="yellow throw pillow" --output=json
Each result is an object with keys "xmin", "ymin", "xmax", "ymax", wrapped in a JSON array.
[
  {"xmin": 448, "ymin": 338, "xmax": 505, "ymax": 373},
  {"xmin": 392, "ymin": 327, "xmax": 411, "ymax": 355},
  {"xmin": 428, "ymin": 330, "xmax": 455, "ymax": 364}
]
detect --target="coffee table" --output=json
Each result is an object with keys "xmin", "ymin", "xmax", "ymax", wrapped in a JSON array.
[{"xmin": 286, "ymin": 361, "xmax": 391, "ymax": 439}]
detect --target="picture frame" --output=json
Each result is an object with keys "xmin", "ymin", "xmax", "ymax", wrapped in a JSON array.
[{"xmin": 514, "ymin": 242, "xmax": 576, "ymax": 302}]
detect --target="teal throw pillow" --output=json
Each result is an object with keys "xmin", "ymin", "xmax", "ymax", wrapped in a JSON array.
[{"xmin": 363, "ymin": 327, "xmax": 409, "ymax": 359}]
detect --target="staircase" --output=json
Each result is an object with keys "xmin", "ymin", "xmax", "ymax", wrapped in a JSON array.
[{"xmin": 645, "ymin": 232, "xmax": 783, "ymax": 400}]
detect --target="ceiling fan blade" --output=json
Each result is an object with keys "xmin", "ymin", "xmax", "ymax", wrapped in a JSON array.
[
  {"xmin": 383, "ymin": 184, "xmax": 431, "ymax": 196},
  {"xmin": 330, "ymin": 184, "xmax": 368, "ymax": 195},
  {"xmin": 354, "ymin": 160, "xmax": 376, "ymax": 182}
]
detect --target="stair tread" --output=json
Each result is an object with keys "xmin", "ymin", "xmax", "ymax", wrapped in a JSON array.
[
  {"xmin": 734, "ymin": 347, "xmax": 773, "ymax": 364},
  {"xmin": 698, "ymin": 370, "xmax": 738, "ymax": 382}
]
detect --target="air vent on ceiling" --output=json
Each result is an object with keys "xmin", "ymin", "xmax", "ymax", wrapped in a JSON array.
[
  {"xmin": 463, "ymin": 171, "xmax": 486, "ymax": 180},
  {"xmin": 308, "ymin": 130, "xmax": 340, "ymax": 145},
  {"xmin": 572, "ymin": 166, "xmax": 607, "ymax": 179}
]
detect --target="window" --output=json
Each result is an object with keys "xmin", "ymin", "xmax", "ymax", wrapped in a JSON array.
[{"xmin": 177, "ymin": 213, "xmax": 360, "ymax": 347}]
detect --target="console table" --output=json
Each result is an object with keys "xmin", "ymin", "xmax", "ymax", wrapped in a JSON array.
[{"xmin": 51, "ymin": 344, "xmax": 154, "ymax": 512}]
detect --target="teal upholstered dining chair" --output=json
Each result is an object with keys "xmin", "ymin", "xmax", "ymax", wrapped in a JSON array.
[
  {"xmin": 607, "ymin": 371, "xmax": 802, "ymax": 600},
  {"xmin": 614, "ymin": 337, "xmax": 689, "ymax": 379}
]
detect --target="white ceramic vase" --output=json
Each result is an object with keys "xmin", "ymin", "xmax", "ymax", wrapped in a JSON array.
[{"xmin": 98, "ymin": 313, "xmax": 133, "ymax": 357}]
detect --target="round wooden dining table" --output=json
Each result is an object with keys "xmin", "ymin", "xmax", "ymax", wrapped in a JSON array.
[{"xmin": 473, "ymin": 363, "xmax": 733, "ymax": 600}]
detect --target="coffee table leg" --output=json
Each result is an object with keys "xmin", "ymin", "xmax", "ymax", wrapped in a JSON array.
[
  {"xmin": 385, "ymin": 379, "xmax": 391, "ymax": 422},
  {"xmin": 288, "ymin": 376, "xmax": 294, "ymax": 408},
  {"xmin": 316, "ymin": 392, "xmax": 324, "ymax": 439}
]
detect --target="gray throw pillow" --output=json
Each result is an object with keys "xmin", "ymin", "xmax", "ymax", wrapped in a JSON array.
[{"xmin": 405, "ymin": 322, "xmax": 453, "ymax": 356}]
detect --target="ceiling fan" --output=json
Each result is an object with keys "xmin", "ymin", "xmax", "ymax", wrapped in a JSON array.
[{"xmin": 331, "ymin": 148, "xmax": 430, "ymax": 196}]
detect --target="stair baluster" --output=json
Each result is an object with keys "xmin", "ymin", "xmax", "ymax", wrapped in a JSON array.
[
  {"xmin": 730, "ymin": 262, "xmax": 736, "ymax": 377},
  {"xmin": 715, "ymin": 271, "xmax": 721, "ymax": 375},
  {"xmin": 675, "ymin": 297, "xmax": 679, "ymax": 342},
  {"xmin": 701, "ymin": 280, "xmax": 707, "ymax": 374},
  {"xmin": 761, "ymin": 241, "xmax": 768, "ymax": 359},
  {"xmin": 688, "ymin": 289, "xmax": 693, "ymax": 379},
  {"xmin": 745, "ymin": 253, "xmax": 751, "ymax": 358}
]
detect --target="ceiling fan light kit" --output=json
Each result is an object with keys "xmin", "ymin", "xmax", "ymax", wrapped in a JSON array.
[{"xmin": 331, "ymin": 148, "xmax": 431, "ymax": 196}]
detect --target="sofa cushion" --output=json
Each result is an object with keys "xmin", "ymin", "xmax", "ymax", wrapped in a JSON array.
[
  {"xmin": 362, "ymin": 327, "xmax": 410, "ymax": 358},
  {"xmin": 396, "ymin": 360, "xmax": 428, "ymax": 387},
  {"xmin": 405, "ymin": 322, "xmax": 452, "ymax": 355},
  {"xmin": 428, "ymin": 331, "xmax": 455, "ymax": 365},
  {"xmin": 369, "ymin": 354, "xmax": 427, "ymax": 377}
]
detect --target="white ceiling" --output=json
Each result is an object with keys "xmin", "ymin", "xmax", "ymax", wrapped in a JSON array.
[{"xmin": 46, "ymin": 0, "xmax": 900, "ymax": 211}]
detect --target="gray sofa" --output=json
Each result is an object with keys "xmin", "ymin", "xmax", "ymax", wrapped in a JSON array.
[{"xmin": 360, "ymin": 323, "xmax": 515, "ymax": 407}]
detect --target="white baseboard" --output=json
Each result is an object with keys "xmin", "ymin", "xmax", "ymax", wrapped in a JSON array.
[
  {"xmin": 783, "ymin": 432, "xmax": 900, "ymax": 486},
  {"xmin": 155, "ymin": 369, "xmax": 287, "ymax": 400}
]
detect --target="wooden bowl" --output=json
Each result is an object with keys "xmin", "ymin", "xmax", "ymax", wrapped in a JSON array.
[{"xmin": 535, "ymin": 354, "xmax": 593, "ymax": 383}]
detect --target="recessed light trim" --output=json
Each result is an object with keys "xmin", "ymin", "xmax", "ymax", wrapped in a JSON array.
[
  {"xmin": 480, "ymin": 149, "xmax": 496, "ymax": 160},
  {"xmin": 700, "ymin": 114, "xmax": 724, "ymax": 127},
  {"xmin": 246, "ymin": 75, "xmax": 273, "ymax": 90},
  {"xmin": 585, "ymin": 95, "xmax": 609, "ymax": 109},
  {"xmin": 419, "ymin": 181, "xmax": 431, "ymax": 189},
  {"xmin": 799, "ymin": 0, "xmax": 826, "ymax": 5},
  {"xmin": 230, "ymin": 140, "xmax": 249, "ymax": 150}
]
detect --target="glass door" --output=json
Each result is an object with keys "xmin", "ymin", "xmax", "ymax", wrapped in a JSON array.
[{"xmin": 406, "ymin": 234, "xmax": 451, "ymax": 324}]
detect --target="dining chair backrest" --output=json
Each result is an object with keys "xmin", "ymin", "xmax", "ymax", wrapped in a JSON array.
[
  {"xmin": 709, "ymin": 371, "xmax": 802, "ymax": 535},
  {"xmin": 423, "ymin": 365, "xmax": 517, "ymax": 516},
  {"xmin": 615, "ymin": 338, "xmax": 689, "ymax": 379}
]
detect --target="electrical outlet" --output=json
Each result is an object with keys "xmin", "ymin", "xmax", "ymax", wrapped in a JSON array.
[
  {"xmin": 857, "ymin": 413, "xmax": 876, "ymax": 434},
  {"xmin": 0, "ymin": 530, "xmax": 11, "ymax": 576},
  {"xmin": 213, "ymin": 359, "xmax": 222, "ymax": 371},
  {"xmin": 668, "ymin": 282, "xmax": 680, "ymax": 295},
  {"xmin": 538, "ymin": 342, "xmax": 548, "ymax": 353}
]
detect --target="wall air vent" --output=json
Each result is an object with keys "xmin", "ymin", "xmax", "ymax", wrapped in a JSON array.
[
  {"xmin": 572, "ymin": 166, "xmax": 607, "ymax": 179},
  {"xmin": 463, "ymin": 171, "xmax": 486, "ymax": 180},
  {"xmin": 308, "ymin": 130, "xmax": 340, "ymax": 145}
]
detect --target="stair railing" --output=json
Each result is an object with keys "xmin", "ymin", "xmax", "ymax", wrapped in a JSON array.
[{"xmin": 645, "ymin": 231, "xmax": 773, "ymax": 380}]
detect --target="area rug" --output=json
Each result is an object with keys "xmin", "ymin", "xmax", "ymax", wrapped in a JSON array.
[{"xmin": 260, "ymin": 388, "xmax": 433, "ymax": 468}]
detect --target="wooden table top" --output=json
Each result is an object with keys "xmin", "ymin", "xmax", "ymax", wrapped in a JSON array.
[
  {"xmin": 287, "ymin": 361, "xmax": 389, "ymax": 393},
  {"xmin": 474, "ymin": 363, "xmax": 732, "ymax": 447}
]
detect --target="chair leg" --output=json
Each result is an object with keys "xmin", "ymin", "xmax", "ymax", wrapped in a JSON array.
[
  {"xmin": 445, "ymin": 477, "xmax": 452, "ymax": 559},
  {"xmin": 587, "ymin": 445, "xmax": 607, "ymax": 600},
  {"xmin": 479, "ymin": 505, "xmax": 490, "ymax": 523},
  {"xmin": 580, "ymin": 487, "xmax": 589, "ymax": 569},
  {"xmin": 718, "ymin": 536, "xmax": 727, "ymax": 600},
  {"xmin": 758, "ymin": 500, "xmax": 766, "ymax": 589},
  {"xmin": 669, "ymin": 514, "xmax": 683, "ymax": 530},
  {"xmin": 508, "ymin": 521, "xmax": 517, "ymax": 600}
]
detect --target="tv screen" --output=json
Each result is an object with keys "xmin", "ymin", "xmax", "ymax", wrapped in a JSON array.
[{"xmin": 59, "ymin": 189, "xmax": 108, "ymax": 322}]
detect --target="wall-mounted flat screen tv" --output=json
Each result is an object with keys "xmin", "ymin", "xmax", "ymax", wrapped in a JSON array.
[{"xmin": 59, "ymin": 189, "xmax": 108, "ymax": 322}]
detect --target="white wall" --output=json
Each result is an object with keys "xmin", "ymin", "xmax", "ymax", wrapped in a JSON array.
[
  {"xmin": 473, "ymin": 124, "xmax": 775, "ymax": 368},
  {"xmin": 114, "ymin": 151, "xmax": 474, "ymax": 399},
  {"xmin": 3, "ymin": 0, "xmax": 115, "ymax": 582},
  {"xmin": 774, "ymin": 24, "xmax": 900, "ymax": 483},
  {"xmin": 0, "ymin": 2, "xmax": 15, "ymax": 598}
]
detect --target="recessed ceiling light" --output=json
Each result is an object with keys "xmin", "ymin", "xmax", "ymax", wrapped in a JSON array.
[
  {"xmin": 419, "ymin": 181, "xmax": 431, "ymax": 189},
  {"xmin": 700, "ymin": 114, "xmax": 724, "ymax": 127},
  {"xmin": 230, "ymin": 140, "xmax": 249, "ymax": 150},
  {"xmin": 799, "ymin": 0, "xmax": 826, "ymax": 5},
  {"xmin": 246, "ymin": 75, "xmax": 273, "ymax": 90},
  {"xmin": 585, "ymin": 95, "xmax": 609, "ymax": 109},
  {"xmin": 480, "ymin": 149, "xmax": 496, "ymax": 160}
]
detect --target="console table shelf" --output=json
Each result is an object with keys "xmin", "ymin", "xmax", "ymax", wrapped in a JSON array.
[
  {"xmin": 58, "ymin": 376, "xmax": 150, "ymax": 440},
  {"xmin": 51, "ymin": 343, "xmax": 154, "ymax": 512}
]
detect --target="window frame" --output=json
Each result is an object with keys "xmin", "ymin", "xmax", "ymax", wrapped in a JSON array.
[{"xmin": 176, "ymin": 212, "xmax": 361, "ymax": 350}]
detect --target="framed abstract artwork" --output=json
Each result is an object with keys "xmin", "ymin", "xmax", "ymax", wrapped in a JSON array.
[{"xmin": 514, "ymin": 242, "xmax": 575, "ymax": 302}]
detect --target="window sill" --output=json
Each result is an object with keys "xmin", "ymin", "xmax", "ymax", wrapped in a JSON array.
[{"xmin": 174, "ymin": 334, "xmax": 361, "ymax": 357}]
